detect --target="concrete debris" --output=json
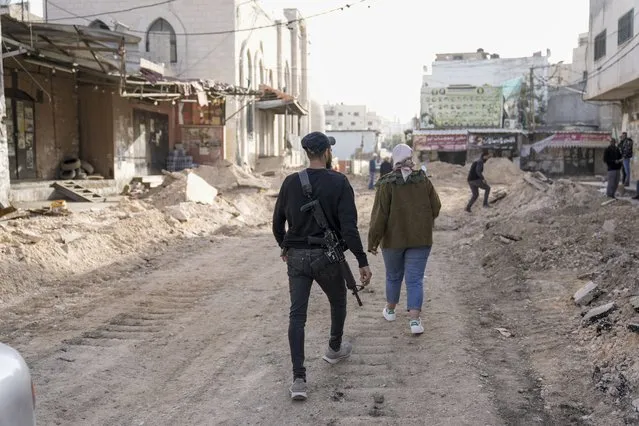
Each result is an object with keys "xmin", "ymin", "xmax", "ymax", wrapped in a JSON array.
[
  {"xmin": 185, "ymin": 173, "xmax": 218, "ymax": 205},
  {"xmin": 164, "ymin": 204, "xmax": 191, "ymax": 223},
  {"xmin": 582, "ymin": 302, "xmax": 616, "ymax": 324},
  {"xmin": 192, "ymin": 161, "xmax": 271, "ymax": 192},
  {"xmin": 496, "ymin": 327, "xmax": 513, "ymax": 338},
  {"xmin": 12, "ymin": 230, "xmax": 42, "ymax": 244},
  {"xmin": 573, "ymin": 281, "xmax": 600, "ymax": 306},
  {"xmin": 523, "ymin": 174, "xmax": 549, "ymax": 192},
  {"xmin": 58, "ymin": 231, "xmax": 83, "ymax": 245},
  {"xmin": 627, "ymin": 318, "xmax": 639, "ymax": 334},
  {"xmin": 632, "ymin": 398, "xmax": 639, "ymax": 412},
  {"xmin": 630, "ymin": 296, "xmax": 639, "ymax": 312},
  {"xmin": 498, "ymin": 236, "xmax": 513, "ymax": 245}
]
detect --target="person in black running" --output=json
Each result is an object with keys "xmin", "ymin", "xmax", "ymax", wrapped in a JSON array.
[
  {"xmin": 273, "ymin": 131, "xmax": 372, "ymax": 401},
  {"xmin": 466, "ymin": 151, "xmax": 491, "ymax": 212}
]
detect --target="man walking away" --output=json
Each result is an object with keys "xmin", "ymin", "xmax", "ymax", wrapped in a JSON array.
[
  {"xmin": 604, "ymin": 138, "xmax": 623, "ymax": 198},
  {"xmin": 379, "ymin": 157, "xmax": 392, "ymax": 177},
  {"xmin": 465, "ymin": 151, "xmax": 491, "ymax": 213},
  {"xmin": 620, "ymin": 132, "xmax": 634, "ymax": 187},
  {"xmin": 369, "ymin": 154, "xmax": 378, "ymax": 190},
  {"xmin": 273, "ymin": 131, "xmax": 372, "ymax": 401}
]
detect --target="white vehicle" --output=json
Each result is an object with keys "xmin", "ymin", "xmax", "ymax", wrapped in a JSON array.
[{"xmin": 0, "ymin": 343, "xmax": 36, "ymax": 426}]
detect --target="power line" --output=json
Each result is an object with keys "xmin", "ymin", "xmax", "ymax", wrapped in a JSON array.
[
  {"xmin": 46, "ymin": 0, "xmax": 372, "ymax": 36},
  {"xmin": 47, "ymin": 0, "xmax": 176, "ymax": 22}
]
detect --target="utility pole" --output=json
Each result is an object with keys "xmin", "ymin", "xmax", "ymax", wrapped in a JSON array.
[
  {"xmin": 529, "ymin": 67, "xmax": 535, "ymax": 132},
  {"xmin": 0, "ymin": 17, "xmax": 10, "ymax": 207}
]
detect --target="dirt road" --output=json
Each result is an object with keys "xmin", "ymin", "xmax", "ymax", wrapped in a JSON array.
[
  {"xmin": 1, "ymin": 173, "xmax": 633, "ymax": 425},
  {"xmin": 0, "ymin": 220, "xmax": 509, "ymax": 425}
]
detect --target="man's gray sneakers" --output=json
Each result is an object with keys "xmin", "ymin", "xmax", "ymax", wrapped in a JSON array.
[
  {"xmin": 322, "ymin": 341, "xmax": 353, "ymax": 364},
  {"xmin": 290, "ymin": 378, "xmax": 307, "ymax": 401}
]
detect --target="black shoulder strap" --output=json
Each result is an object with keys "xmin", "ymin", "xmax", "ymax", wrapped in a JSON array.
[{"xmin": 298, "ymin": 169, "xmax": 313, "ymax": 199}]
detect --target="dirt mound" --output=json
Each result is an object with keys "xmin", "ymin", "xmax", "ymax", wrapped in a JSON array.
[
  {"xmin": 468, "ymin": 180, "xmax": 639, "ymax": 419},
  {"xmin": 142, "ymin": 171, "xmax": 217, "ymax": 210},
  {"xmin": 479, "ymin": 157, "xmax": 523, "ymax": 185},
  {"xmin": 0, "ymin": 172, "xmax": 276, "ymax": 306},
  {"xmin": 193, "ymin": 161, "xmax": 271, "ymax": 192},
  {"xmin": 427, "ymin": 161, "xmax": 466, "ymax": 181}
]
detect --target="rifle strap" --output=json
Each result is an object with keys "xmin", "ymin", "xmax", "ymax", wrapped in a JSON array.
[{"xmin": 298, "ymin": 169, "xmax": 313, "ymax": 200}]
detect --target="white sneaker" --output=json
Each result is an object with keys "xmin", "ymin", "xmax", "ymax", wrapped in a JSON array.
[
  {"xmin": 383, "ymin": 307, "xmax": 396, "ymax": 322},
  {"xmin": 410, "ymin": 318, "xmax": 424, "ymax": 335}
]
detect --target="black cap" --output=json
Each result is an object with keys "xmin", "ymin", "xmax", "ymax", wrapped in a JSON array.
[{"xmin": 301, "ymin": 132, "xmax": 335, "ymax": 154}]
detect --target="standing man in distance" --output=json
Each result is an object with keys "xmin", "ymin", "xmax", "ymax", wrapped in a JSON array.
[
  {"xmin": 620, "ymin": 132, "xmax": 634, "ymax": 187},
  {"xmin": 379, "ymin": 157, "xmax": 393, "ymax": 177},
  {"xmin": 604, "ymin": 137, "xmax": 623, "ymax": 198},
  {"xmin": 273, "ymin": 131, "xmax": 372, "ymax": 401},
  {"xmin": 369, "ymin": 153, "xmax": 378, "ymax": 190},
  {"xmin": 465, "ymin": 151, "xmax": 492, "ymax": 213}
]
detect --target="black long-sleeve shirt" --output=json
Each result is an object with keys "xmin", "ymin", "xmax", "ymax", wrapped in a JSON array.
[
  {"xmin": 273, "ymin": 168, "xmax": 369, "ymax": 268},
  {"xmin": 467, "ymin": 159, "xmax": 485, "ymax": 181},
  {"xmin": 604, "ymin": 145, "xmax": 622, "ymax": 171}
]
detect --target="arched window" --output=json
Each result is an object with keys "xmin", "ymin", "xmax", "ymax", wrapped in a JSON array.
[
  {"xmin": 89, "ymin": 20, "xmax": 110, "ymax": 30},
  {"xmin": 146, "ymin": 18, "xmax": 177, "ymax": 64},
  {"xmin": 268, "ymin": 70, "xmax": 274, "ymax": 87},
  {"xmin": 259, "ymin": 60, "xmax": 264, "ymax": 86}
]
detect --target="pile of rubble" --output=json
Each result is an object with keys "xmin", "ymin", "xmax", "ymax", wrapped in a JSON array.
[
  {"xmin": 460, "ymin": 167, "xmax": 639, "ymax": 417},
  {"xmin": 0, "ymin": 163, "xmax": 277, "ymax": 306}
]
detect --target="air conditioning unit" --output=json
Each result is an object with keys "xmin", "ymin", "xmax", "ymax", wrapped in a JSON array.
[{"xmin": 504, "ymin": 119, "xmax": 518, "ymax": 129}]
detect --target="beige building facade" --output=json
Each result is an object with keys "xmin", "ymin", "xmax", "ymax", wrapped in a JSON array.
[
  {"xmin": 46, "ymin": 0, "xmax": 312, "ymax": 168},
  {"xmin": 585, "ymin": 0, "xmax": 638, "ymax": 179}
]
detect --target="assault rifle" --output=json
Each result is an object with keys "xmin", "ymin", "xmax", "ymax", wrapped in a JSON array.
[{"xmin": 298, "ymin": 170, "xmax": 364, "ymax": 306}]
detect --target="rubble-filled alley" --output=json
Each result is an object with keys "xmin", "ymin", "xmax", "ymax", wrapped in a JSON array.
[{"xmin": 1, "ymin": 159, "xmax": 638, "ymax": 425}]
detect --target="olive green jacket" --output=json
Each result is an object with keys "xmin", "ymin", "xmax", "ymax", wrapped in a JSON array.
[{"xmin": 368, "ymin": 170, "xmax": 441, "ymax": 251}]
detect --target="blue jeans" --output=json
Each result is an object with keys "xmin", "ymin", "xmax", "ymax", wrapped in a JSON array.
[
  {"xmin": 382, "ymin": 246, "xmax": 432, "ymax": 311},
  {"xmin": 623, "ymin": 158, "xmax": 631, "ymax": 186},
  {"xmin": 368, "ymin": 172, "xmax": 376, "ymax": 189}
]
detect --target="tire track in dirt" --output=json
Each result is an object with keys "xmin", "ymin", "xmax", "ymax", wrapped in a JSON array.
[
  {"xmin": 178, "ymin": 231, "xmax": 503, "ymax": 425},
  {"xmin": 3, "ymin": 226, "xmax": 568, "ymax": 425}
]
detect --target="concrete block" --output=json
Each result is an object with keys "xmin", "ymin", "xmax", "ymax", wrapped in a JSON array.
[
  {"xmin": 582, "ymin": 302, "xmax": 616, "ymax": 324},
  {"xmin": 573, "ymin": 281, "xmax": 600, "ymax": 306},
  {"xmin": 185, "ymin": 172, "xmax": 218, "ymax": 205}
]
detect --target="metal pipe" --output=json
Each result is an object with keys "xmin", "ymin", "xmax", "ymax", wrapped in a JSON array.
[{"xmin": 24, "ymin": 59, "xmax": 75, "ymax": 74}]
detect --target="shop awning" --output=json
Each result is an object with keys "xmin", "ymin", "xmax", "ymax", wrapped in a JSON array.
[
  {"xmin": 413, "ymin": 131, "xmax": 468, "ymax": 152},
  {"xmin": 255, "ymin": 99, "xmax": 308, "ymax": 116},
  {"xmin": 522, "ymin": 132, "xmax": 611, "ymax": 156}
]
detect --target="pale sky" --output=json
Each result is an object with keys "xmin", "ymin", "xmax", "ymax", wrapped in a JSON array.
[
  {"xmin": 261, "ymin": 0, "xmax": 589, "ymax": 122},
  {"xmin": 30, "ymin": 0, "xmax": 589, "ymax": 122}
]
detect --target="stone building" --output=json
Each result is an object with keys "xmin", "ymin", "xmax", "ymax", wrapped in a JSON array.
[
  {"xmin": 45, "ymin": 0, "xmax": 312, "ymax": 169},
  {"xmin": 585, "ymin": 0, "xmax": 639, "ymax": 183}
]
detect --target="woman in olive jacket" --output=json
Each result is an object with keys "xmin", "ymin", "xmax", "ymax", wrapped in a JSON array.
[{"xmin": 368, "ymin": 144, "xmax": 441, "ymax": 335}]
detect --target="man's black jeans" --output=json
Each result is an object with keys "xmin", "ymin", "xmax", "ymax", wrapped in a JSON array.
[
  {"xmin": 467, "ymin": 179, "xmax": 491, "ymax": 210},
  {"xmin": 286, "ymin": 248, "xmax": 347, "ymax": 380}
]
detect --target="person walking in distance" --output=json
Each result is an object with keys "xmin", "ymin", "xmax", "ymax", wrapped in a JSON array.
[
  {"xmin": 273, "ymin": 131, "xmax": 373, "ymax": 401},
  {"xmin": 604, "ymin": 137, "xmax": 623, "ymax": 198},
  {"xmin": 368, "ymin": 153, "xmax": 378, "ymax": 190},
  {"xmin": 368, "ymin": 144, "xmax": 441, "ymax": 335},
  {"xmin": 619, "ymin": 132, "xmax": 634, "ymax": 187},
  {"xmin": 379, "ymin": 157, "xmax": 393, "ymax": 177},
  {"xmin": 465, "ymin": 151, "xmax": 491, "ymax": 213}
]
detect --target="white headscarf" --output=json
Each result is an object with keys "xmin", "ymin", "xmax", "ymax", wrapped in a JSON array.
[{"xmin": 392, "ymin": 144, "xmax": 415, "ymax": 182}]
